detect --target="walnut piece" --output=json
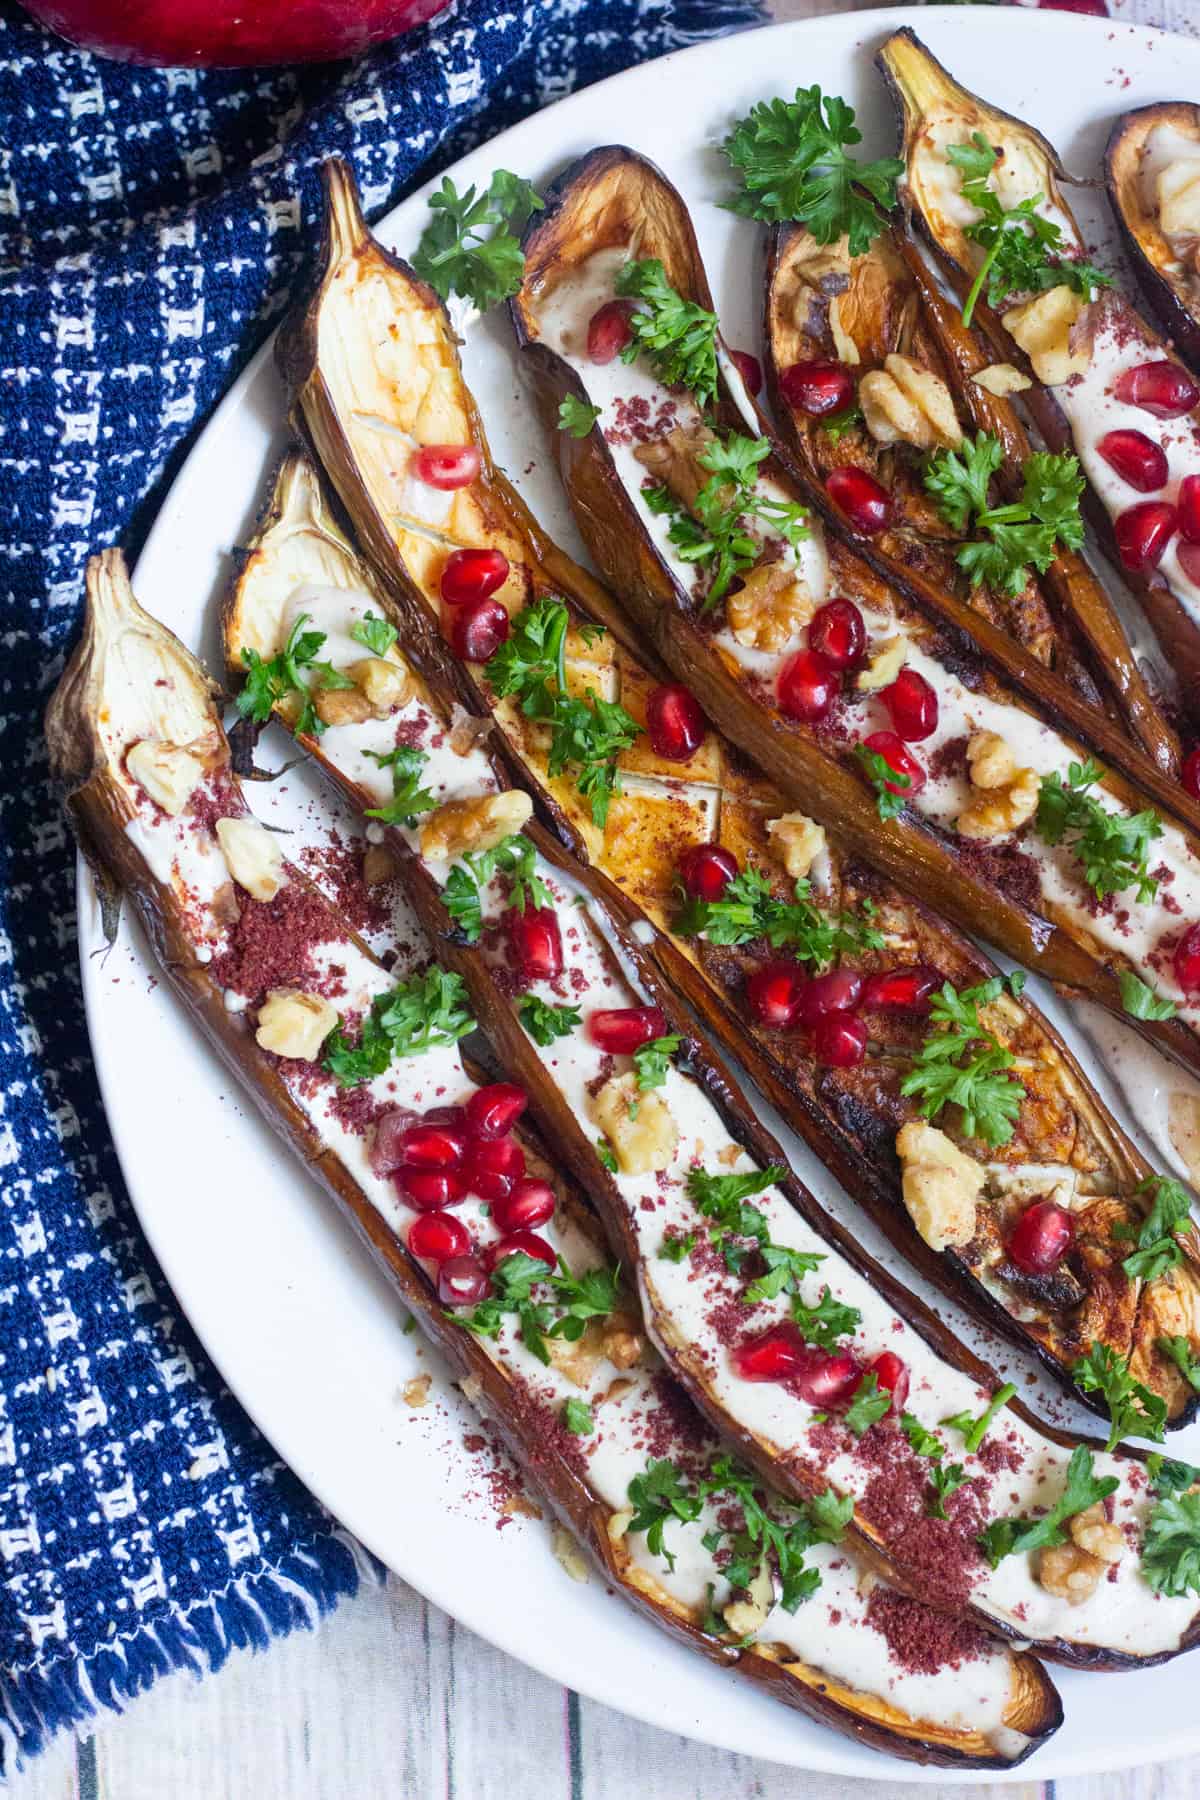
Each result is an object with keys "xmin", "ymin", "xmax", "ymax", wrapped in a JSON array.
[
  {"xmin": 215, "ymin": 815, "xmax": 285, "ymax": 902},
  {"xmin": 313, "ymin": 685, "xmax": 374, "ymax": 728},
  {"xmin": 957, "ymin": 731, "xmax": 1039, "ymax": 841},
  {"xmin": 727, "ymin": 561, "xmax": 813, "ymax": 652},
  {"xmin": 1002, "ymin": 285, "xmax": 1089, "ymax": 386},
  {"xmin": 633, "ymin": 423, "xmax": 719, "ymax": 512},
  {"xmin": 1158, "ymin": 160, "xmax": 1200, "ymax": 237},
  {"xmin": 362, "ymin": 843, "xmax": 400, "ymax": 888},
  {"xmin": 855, "ymin": 636, "xmax": 908, "ymax": 692},
  {"xmin": 546, "ymin": 1318, "xmax": 606, "ymax": 1390},
  {"xmin": 352, "ymin": 655, "xmax": 412, "ymax": 718},
  {"xmin": 127, "ymin": 738, "xmax": 205, "ymax": 816},
  {"xmin": 895, "ymin": 1120, "xmax": 985, "ymax": 1252},
  {"xmin": 828, "ymin": 294, "xmax": 861, "ymax": 366},
  {"xmin": 722, "ymin": 1561, "xmax": 776, "ymax": 1637},
  {"xmin": 1069, "ymin": 1502, "xmax": 1124, "ymax": 1565},
  {"xmin": 972, "ymin": 362, "xmax": 1032, "ymax": 398},
  {"xmin": 601, "ymin": 1311, "xmax": 644, "ymax": 1371},
  {"xmin": 590, "ymin": 1073, "xmax": 678, "ymax": 1175},
  {"xmin": 419, "ymin": 789, "xmax": 532, "ymax": 861},
  {"xmin": 766, "ymin": 811, "xmax": 827, "ymax": 880},
  {"xmin": 552, "ymin": 1524, "xmax": 591, "ymax": 1584},
  {"xmin": 1038, "ymin": 1540, "xmax": 1105, "ymax": 1605},
  {"xmin": 255, "ymin": 988, "xmax": 338, "ymax": 1060},
  {"xmin": 858, "ymin": 353, "xmax": 963, "ymax": 450},
  {"xmin": 966, "ymin": 730, "xmax": 1015, "ymax": 789}
]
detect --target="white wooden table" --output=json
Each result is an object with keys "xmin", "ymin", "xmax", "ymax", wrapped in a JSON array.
[{"xmin": 17, "ymin": 0, "xmax": 1200, "ymax": 1793}]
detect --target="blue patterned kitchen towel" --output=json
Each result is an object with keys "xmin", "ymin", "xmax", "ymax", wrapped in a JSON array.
[{"xmin": 0, "ymin": 0, "xmax": 764, "ymax": 1771}]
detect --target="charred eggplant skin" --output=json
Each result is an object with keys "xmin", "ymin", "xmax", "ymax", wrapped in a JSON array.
[{"xmin": 1107, "ymin": 103, "xmax": 1200, "ymax": 374}]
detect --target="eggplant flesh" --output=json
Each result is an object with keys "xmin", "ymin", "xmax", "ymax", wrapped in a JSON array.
[
  {"xmin": 1107, "ymin": 104, "xmax": 1200, "ymax": 375},
  {"xmin": 48, "ymin": 551, "xmax": 1066, "ymax": 1770}
]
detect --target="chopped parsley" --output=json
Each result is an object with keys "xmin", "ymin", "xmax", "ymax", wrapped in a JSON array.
[
  {"xmin": 595, "ymin": 1138, "xmax": 618, "ymax": 1173},
  {"xmin": 442, "ymin": 833, "xmax": 552, "ymax": 943},
  {"xmin": 632, "ymin": 1034, "xmax": 681, "ymax": 1092},
  {"xmin": 1072, "ymin": 1343, "xmax": 1167, "ymax": 1451},
  {"xmin": 843, "ymin": 1373, "xmax": 891, "ymax": 1437},
  {"xmin": 236, "ymin": 611, "xmax": 355, "ymax": 739},
  {"xmin": 821, "ymin": 403, "xmax": 863, "ymax": 444},
  {"xmin": 1036, "ymin": 758, "xmax": 1162, "ymax": 905},
  {"xmin": 899, "ymin": 976, "xmax": 1026, "ymax": 1147},
  {"xmin": 979, "ymin": 1445, "xmax": 1119, "ymax": 1568},
  {"xmin": 350, "ymin": 610, "xmax": 399, "ymax": 658},
  {"xmin": 557, "ymin": 394, "xmax": 601, "ymax": 438},
  {"xmin": 1148, "ymin": 1454, "xmax": 1200, "ymax": 1494},
  {"xmin": 411, "ymin": 169, "xmax": 543, "ymax": 312},
  {"xmin": 1119, "ymin": 970, "xmax": 1178, "ymax": 1022},
  {"xmin": 745, "ymin": 1243, "xmax": 825, "ymax": 1306},
  {"xmin": 1116, "ymin": 1175, "xmax": 1192, "ymax": 1283},
  {"xmin": 613, "ymin": 258, "xmax": 719, "ymax": 406},
  {"xmin": 927, "ymin": 1460, "xmax": 969, "ymax": 1520},
  {"xmin": 323, "ymin": 968, "xmax": 475, "ymax": 1087},
  {"xmin": 456, "ymin": 1250, "xmax": 620, "ymax": 1366},
  {"xmin": 1143, "ymin": 1489, "xmax": 1200, "ymax": 1597},
  {"xmin": 658, "ymin": 1230, "xmax": 696, "ymax": 1263},
  {"xmin": 518, "ymin": 995, "xmax": 582, "ymax": 1047},
  {"xmin": 675, "ymin": 863, "xmax": 883, "ymax": 964},
  {"xmin": 900, "ymin": 1413, "xmax": 947, "ymax": 1461},
  {"xmin": 788, "ymin": 1285, "xmax": 860, "ymax": 1350},
  {"xmin": 1159, "ymin": 1335, "xmax": 1200, "ymax": 1394},
  {"xmin": 562, "ymin": 1397, "xmax": 595, "ymax": 1435},
  {"xmin": 699, "ymin": 1457, "xmax": 852, "ymax": 1614},
  {"xmin": 685, "ymin": 1164, "xmax": 823, "ymax": 1299},
  {"xmin": 626, "ymin": 1459, "xmax": 703, "ymax": 1574},
  {"xmin": 941, "ymin": 1381, "xmax": 1016, "ymax": 1454},
  {"xmin": 924, "ymin": 433, "xmax": 1085, "ymax": 596},
  {"xmin": 364, "ymin": 745, "xmax": 437, "ymax": 826},
  {"xmin": 855, "ymin": 743, "xmax": 911, "ymax": 822}
]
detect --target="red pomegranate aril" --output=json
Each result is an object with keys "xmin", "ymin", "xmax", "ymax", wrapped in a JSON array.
[
  {"xmin": 1174, "ymin": 922, "xmax": 1200, "ymax": 994},
  {"xmin": 449, "ymin": 596, "xmax": 510, "ymax": 662},
  {"xmin": 395, "ymin": 1167, "xmax": 467, "ymax": 1211},
  {"xmin": 796, "ymin": 968, "xmax": 863, "ymax": 1026},
  {"xmin": 883, "ymin": 667, "xmax": 939, "ymax": 742},
  {"xmin": 730, "ymin": 348, "xmax": 763, "ymax": 397},
  {"xmin": 423, "ymin": 1104, "xmax": 468, "ymax": 1129},
  {"xmin": 397, "ymin": 1123, "xmax": 466, "ymax": 1169},
  {"xmin": 779, "ymin": 358, "xmax": 854, "ymax": 418},
  {"xmin": 646, "ymin": 683, "xmax": 707, "ymax": 761},
  {"xmin": 466, "ymin": 1136, "xmax": 527, "ymax": 1201},
  {"xmin": 812, "ymin": 1013, "xmax": 868, "ymax": 1068},
  {"xmin": 733, "ymin": 1322, "xmax": 809, "ymax": 1382},
  {"xmin": 1179, "ymin": 541, "xmax": 1200, "ymax": 585},
  {"xmin": 465, "ymin": 1082, "xmax": 528, "ymax": 1142},
  {"xmin": 1097, "ymin": 428, "xmax": 1169, "ymax": 494},
  {"xmin": 412, "ymin": 444, "xmax": 480, "ymax": 490},
  {"xmin": 588, "ymin": 1005, "xmax": 668, "ymax": 1055},
  {"xmin": 440, "ymin": 547, "xmax": 509, "ymax": 607},
  {"xmin": 1114, "ymin": 359, "xmax": 1200, "ymax": 419},
  {"xmin": 507, "ymin": 905, "xmax": 563, "ymax": 982},
  {"xmin": 863, "ymin": 731, "xmax": 926, "ymax": 799},
  {"xmin": 808, "ymin": 598, "xmax": 866, "ymax": 670},
  {"xmin": 747, "ymin": 963, "xmax": 806, "ymax": 1030},
  {"xmin": 437, "ymin": 1255, "xmax": 491, "ymax": 1306},
  {"xmin": 792, "ymin": 1347, "xmax": 863, "ymax": 1408},
  {"xmin": 368, "ymin": 1106, "xmax": 416, "ymax": 1174},
  {"xmin": 826, "ymin": 465, "xmax": 893, "ymax": 534},
  {"xmin": 1115, "ymin": 500, "xmax": 1177, "ymax": 572},
  {"xmin": 679, "ymin": 842, "xmax": 738, "ymax": 902},
  {"xmin": 860, "ymin": 964, "xmax": 941, "ymax": 1015},
  {"xmin": 486, "ymin": 1229, "xmax": 557, "ymax": 1273},
  {"xmin": 408, "ymin": 1211, "xmax": 470, "ymax": 1264},
  {"xmin": 1178, "ymin": 475, "xmax": 1200, "ymax": 544},
  {"xmin": 1007, "ymin": 1200, "xmax": 1075, "ymax": 1275},
  {"xmin": 778, "ymin": 647, "xmax": 839, "ymax": 722},
  {"xmin": 869, "ymin": 1350, "xmax": 909, "ymax": 1415},
  {"xmin": 491, "ymin": 1179, "xmax": 557, "ymax": 1234},
  {"xmin": 587, "ymin": 299, "xmax": 636, "ymax": 364},
  {"xmin": 1183, "ymin": 748, "xmax": 1200, "ymax": 800}
]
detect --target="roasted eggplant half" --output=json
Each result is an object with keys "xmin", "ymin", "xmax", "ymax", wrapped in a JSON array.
[
  {"xmin": 47, "ymin": 551, "xmax": 1070, "ymax": 1770},
  {"xmin": 1107, "ymin": 104, "xmax": 1200, "ymax": 374},
  {"xmin": 249, "ymin": 162, "xmax": 1200, "ymax": 1432},
  {"xmin": 878, "ymin": 27, "xmax": 1200, "ymax": 723}
]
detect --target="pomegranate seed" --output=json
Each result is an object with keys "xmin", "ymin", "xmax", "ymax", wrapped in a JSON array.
[
  {"xmin": 860, "ymin": 964, "xmax": 941, "ymax": 1015},
  {"xmin": 491, "ymin": 1179, "xmax": 557, "ymax": 1234},
  {"xmin": 1008, "ymin": 1200, "xmax": 1075, "ymax": 1275},
  {"xmin": 465, "ymin": 1136, "xmax": 526, "ymax": 1202},
  {"xmin": 486, "ymin": 1229, "xmax": 557, "ymax": 1273},
  {"xmin": 438, "ymin": 1255, "xmax": 490, "ymax": 1305},
  {"xmin": 778, "ymin": 647, "xmax": 839, "ymax": 722},
  {"xmin": 869, "ymin": 1350, "xmax": 909, "ymax": 1415},
  {"xmin": 646, "ymin": 683, "xmax": 706, "ymax": 761},
  {"xmin": 729, "ymin": 348, "xmax": 763, "ymax": 397},
  {"xmin": 506, "ymin": 905, "xmax": 563, "ymax": 983},
  {"xmin": 587, "ymin": 299, "xmax": 636, "ymax": 364},
  {"xmin": 812, "ymin": 1013, "xmax": 868, "ymax": 1068},
  {"xmin": 779, "ymin": 359, "xmax": 854, "ymax": 418},
  {"xmin": 883, "ymin": 668, "xmax": 939, "ymax": 742},
  {"xmin": 412, "ymin": 444, "xmax": 480, "ymax": 490},
  {"xmin": 395, "ymin": 1167, "xmax": 467, "ymax": 1211},
  {"xmin": 1183, "ymin": 748, "xmax": 1200, "ymax": 800},
  {"xmin": 398, "ymin": 1123, "xmax": 466, "ymax": 1169},
  {"xmin": 1115, "ymin": 500, "xmax": 1177, "ymax": 572},
  {"xmin": 368, "ymin": 1106, "xmax": 417, "ymax": 1174},
  {"xmin": 1179, "ymin": 541, "xmax": 1200, "ymax": 585},
  {"xmin": 441, "ymin": 547, "xmax": 509, "ymax": 607},
  {"xmin": 795, "ymin": 968, "xmax": 862, "ymax": 1026},
  {"xmin": 465, "ymin": 1083, "xmax": 528, "ymax": 1141},
  {"xmin": 679, "ymin": 842, "xmax": 738, "ymax": 902},
  {"xmin": 733, "ymin": 1322, "xmax": 809, "ymax": 1382},
  {"xmin": 862, "ymin": 731, "xmax": 926, "ymax": 799},
  {"xmin": 1174, "ymin": 922, "xmax": 1200, "ymax": 993},
  {"xmin": 747, "ymin": 963, "xmax": 806, "ymax": 1030},
  {"xmin": 408, "ymin": 1211, "xmax": 470, "ymax": 1263},
  {"xmin": 449, "ymin": 596, "xmax": 510, "ymax": 662},
  {"xmin": 588, "ymin": 1005, "xmax": 668, "ymax": 1055},
  {"xmin": 1097, "ymin": 428, "xmax": 1168, "ymax": 494},
  {"xmin": 792, "ymin": 1346, "xmax": 863, "ymax": 1408},
  {"xmin": 1113, "ymin": 360, "xmax": 1199, "ymax": 418},
  {"xmin": 826, "ymin": 465, "xmax": 893, "ymax": 535},
  {"xmin": 1178, "ymin": 475, "xmax": 1200, "ymax": 543},
  {"xmin": 808, "ymin": 598, "xmax": 866, "ymax": 670},
  {"xmin": 424, "ymin": 1104, "xmax": 468, "ymax": 1129}
]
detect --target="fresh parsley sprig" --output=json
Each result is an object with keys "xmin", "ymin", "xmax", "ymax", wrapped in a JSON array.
[
  {"xmin": 854, "ymin": 744, "xmax": 911, "ymax": 822},
  {"xmin": 676, "ymin": 863, "xmax": 883, "ymax": 965},
  {"xmin": 411, "ymin": 170, "xmax": 543, "ymax": 312},
  {"xmin": 1143, "ymin": 1489, "xmax": 1200, "ymax": 1596},
  {"xmin": 844, "ymin": 1373, "xmax": 891, "ymax": 1437},
  {"xmin": 645, "ymin": 431, "xmax": 809, "ymax": 611},
  {"xmin": 745, "ymin": 1243, "xmax": 825, "ymax": 1306},
  {"xmin": 941, "ymin": 1381, "xmax": 1017, "ymax": 1454},
  {"xmin": 350, "ymin": 610, "xmax": 399, "ymax": 658},
  {"xmin": 1149, "ymin": 1453, "xmax": 1200, "ymax": 1494},
  {"xmin": 237, "ymin": 612, "xmax": 356, "ymax": 739},
  {"xmin": 978, "ymin": 1444, "xmax": 1118, "ymax": 1568},
  {"xmin": 699, "ymin": 1456, "xmax": 852, "ymax": 1614},
  {"xmin": 1159, "ymin": 1335, "xmax": 1200, "ymax": 1394},
  {"xmin": 1035, "ymin": 759, "xmax": 1162, "ymax": 906},
  {"xmin": 626, "ymin": 1459, "xmax": 704, "ymax": 1574},
  {"xmin": 927, "ymin": 1460, "xmax": 969, "ymax": 1520},
  {"xmin": 364, "ymin": 745, "xmax": 437, "ymax": 826},
  {"xmin": 789, "ymin": 1285, "xmax": 860, "ymax": 1351},
  {"xmin": 456, "ymin": 1249, "xmax": 620, "ymax": 1367},
  {"xmin": 519, "ymin": 995, "xmax": 582, "ymax": 1047},
  {"xmin": 899, "ymin": 976, "xmax": 1027, "ymax": 1147},
  {"xmin": 442, "ymin": 833, "xmax": 551, "ymax": 943},
  {"xmin": 1073, "ymin": 1343, "xmax": 1167, "ymax": 1451},
  {"xmin": 1115, "ymin": 1175, "xmax": 1193, "ymax": 1284},
  {"xmin": 557, "ymin": 395, "xmax": 601, "ymax": 438},
  {"xmin": 632, "ymin": 1034, "xmax": 681, "ymax": 1092},
  {"xmin": 323, "ymin": 968, "xmax": 475, "ymax": 1087},
  {"xmin": 613, "ymin": 259, "xmax": 719, "ymax": 405},
  {"xmin": 1119, "ymin": 971, "xmax": 1178, "ymax": 1022},
  {"xmin": 686, "ymin": 1164, "xmax": 824, "ymax": 1298},
  {"xmin": 563, "ymin": 1397, "xmax": 594, "ymax": 1435},
  {"xmin": 721, "ymin": 86, "xmax": 903, "ymax": 254},
  {"xmin": 924, "ymin": 434, "xmax": 1085, "ymax": 596}
]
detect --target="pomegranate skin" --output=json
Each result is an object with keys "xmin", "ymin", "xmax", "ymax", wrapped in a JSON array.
[
  {"xmin": 779, "ymin": 359, "xmax": 854, "ymax": 418},
  {"xmin": 679, "ymin": 843, "xmax": 738, "ymax": 902},
  {"xmin": 1097, "ymin": 428, "xmax": 1169, "ymax": 494},
  {"xmin": 1007, "ymin": 1200, "xmax": 1075, "ymax": 1275},
  {"xmin": 1114, "ymin": 500, "xmax": 1178, "ymax": 572},
  {"xmin": 1113, "ymin": 360, "xmax": 1199, "ymax": 418},
  {"xmin": 18, "ymin": 0, "xmax": 451, "ymax": 65}
]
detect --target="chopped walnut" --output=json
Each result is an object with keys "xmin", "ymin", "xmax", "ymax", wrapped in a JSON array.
[
  {"xmin": 601, "ymin": 1311, "xmax": 644, "ymax": 1371},
  {"xmin": 633, "ymin": 423, "xmax": 719, "ymax": 512},
  {"xmin": 403, "ymin": 1374, "xmax": 432, "ymax": 1409},
  {"xmin": 727, "ymin": 561, "xmax": 814, "ymax": 651},
  {"xmin": 972, "ymin": 362, "xmax": 1032, "ymax": 398},
  {"xmin": 419, "ymin": 789, "xmax": 533, "ymax": 862},
  {"xmin": 1038, "ymin": 1540, "xmax": 1105, "ymax": 1605},
  {"xmin": 957, "ymin": 731, "xmax": 1039, "ymax": 841},
  {"xmin": 215, "ymin": 815, "xmax": 285, "ymax": 902},
  {"xmin": 352, "ymin": 655, "xmax": 413, "ymax": 718},
  {"xmin": 552, "ymin": 1525, "xmax": 591, "ymax": 1584},
  {"xmin": 1069, "ymin": 1503, "xmax": 1124, "ymax": 1565},
  {"xmin": 858, "ymin": 353, "xmax": 963, "ymax": 450},
  {"xmin": 127, "ymin": 738, "xmax": 205, "ymax": 816},
  {"xmin": 828, "ymin": 294, "xmax": 861, "ymax": 367},
  {"xmin": 896, "ymin": 1120, "xmax": 985, "ymax": 1252},
  {"xmin": 546, "ymin": 1319, "xmax": 606, "ymax": 1389},
  {"xmin": 255, "ymin": 988, "xmax": 338, "ymax": 1061},
  {"xmin": 855, "ymin": 636, "xmax": 908, "ymax": 692},
  {"xmin": 766, "ymin": 811, "xmax": 827, "ymax": 880},
  {"xmin": 967, "ymin": 731, "xmax": 1016, "ymax": 789},
  {"xmin": 313, "ymin": 685, "xmax": 374, "ymax": 728},
  {"xmin": 362, "ymin": 843, "xmax": 400, "ymax": 888},
  {"xmin": 1002, "ymin": 285, "xmax": 1089, "ymax": 386},
  {"xmin": 590, "ymin": 1073, "xmax": 678, "ymax": 1175}
]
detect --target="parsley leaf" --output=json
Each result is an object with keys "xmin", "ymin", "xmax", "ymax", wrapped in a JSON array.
[
  {"xmin": 1148, "ymin": 1454, "xmax": 1200, "ymax": 1494},
  {"xmin": 699, "ymin": 1457, "xmax": 850, "ymax": 1614},
  {"xmin": 855, "ymin": 743, "xmax": 911, "ymax": 822},
  {"xmin": 1118, "ymin": 970, "xmax": 1178, "ymax": 1021},
  {"xmin": 613, "ymin": 258, "xmax": 719, "ymax": 405},
  {"xmin": 631, "ymin": 1034, "xmax": 680, "ymax": 1092},
  {"xmin": 441, "ymin": 833, "xmax": 552, "ymax": 943},
  {"xmin": 922, "ymin": 432, "xmax": 1003, "ymax": 533},
  {"xmin": 899, "ymin": 978, "xmax": 1026, "ymax": 1147},
  {"xmin": 900, "ymin": 1413, "xmax": 947, "ymax": 1461},
  {"xmin": 686, "ymin": 1164, "xmax": 786, "ymax": 1227},
  {"xmin": 1143, "ymin": 1489, "xmax": 1200, "ymax": 1596},
  {"xmin": 1159, "ymin": 1335, "xmax": 1200, "ymax": 1394},
  {"xmin": 519, "ymin": 995, "xmax": 582, "ymax": 1047},
  {"xmin": 411, "ymin": 170, "xmax": 543, "ymax": 312},
  {"xmin": 595, "ymin": 1137, "xmax": 618, "ymax": 1174},
  {"xmin": 821, "ymin": 403, "xmax": 863, "ymax": 444},
  {"xmin": 925, "ymin": 435, "xmax": 1086, "ymax": 596},
  {"xmin": 236, "ymin": 611, "xmax": 355, "ymax": 739},
  {"xmin": 1072, "ymin": 1343, "xmax": 1167, "ymax": 1451},
  {"xmin": 1036, "ymin": 759, "xmax": 1162, "ymax": 904},
  {"xmin": 843, "ymin": 1373, "xmax": 891, "ymax": 1437},
  {"xmin": 721, "ymin": 85, "xmax": 903, "ymax": 254},
  {"xmin": 350, "ymin": 610, "xmax": 398, "ymax": 658},
  {"xmin": 927, "ymin": 1461, "xmax": 969, "ymax": 1520},
  {"xmin": 558, "ymin": 394, "xmax": 601, "ymax": 438},
  {"xmin": 676, "ymin": 863, "xmax": 882, "ymax": 964},
  {"xmin": 1118, "ymin": 1175, "xmax": 1192, "ymax": 1283},
  {"xmin": 745, "ymin": 1243, "xmax": 825, "ymax": 1306},
  {"xmin": 941, "ymin": 1382, "xmax": 1016, "ymax": 1454},
  {"xmin": 323, "ymin": 969, "xmax": 475, "ymax": 1086},
  {"xmin": 455, "ymin": 1251, "xmax": 619, "ymax": 1365},
  {"xmin": 364, "ymin": 745, "xmax": 437, "ymax": 826},
  {"xmin": 978, "ymin": 1444, "xmax": 1119, "ymax": 1567},
  {"xmin": 563, "ymin": 1397, "xmax": 594, "ymax": 1435},
  {"xmin": 658, "ymin": 1231, "xmax": 696, "ymax": 1263},
  {"xmin": 626, "ymin": 1459, "xmax": 703, "ymax": 1573},
  {"xmin": 789, "ymin": 1284, "xmax": 860, "ymax": 1350}
]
